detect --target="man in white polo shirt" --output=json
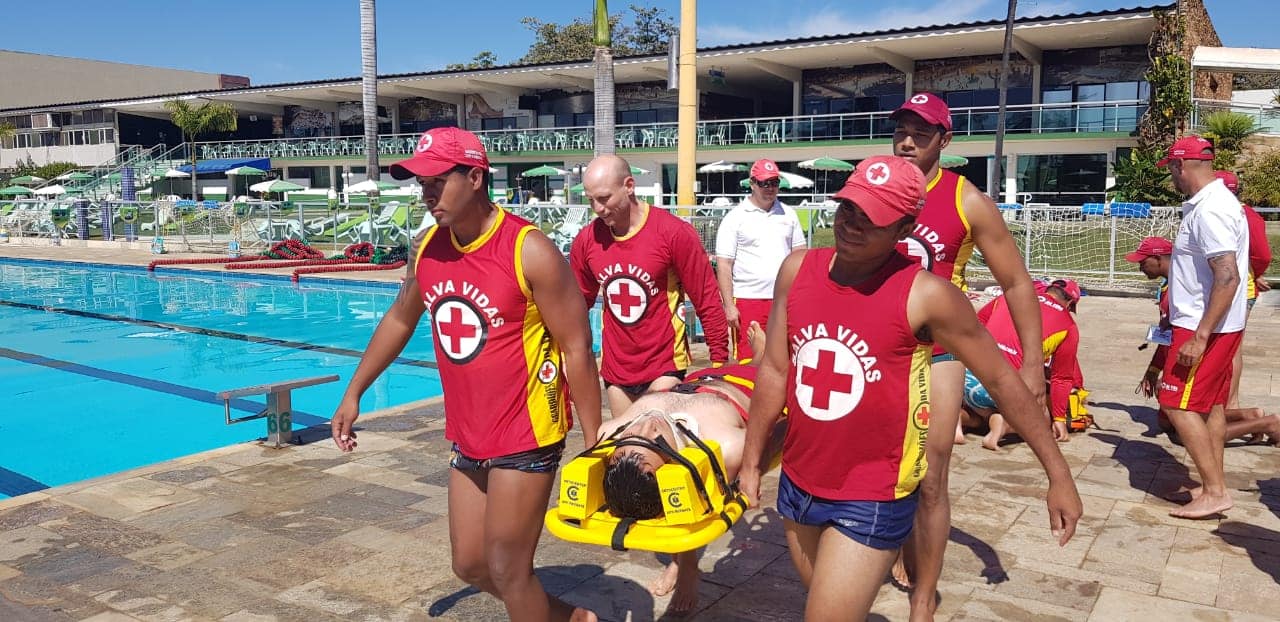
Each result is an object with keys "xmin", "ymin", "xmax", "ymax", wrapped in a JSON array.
[
  {"xmin": 715, "ymin": 158, "xmax": 807, "ymax": 359},
  {"xmin": 1157, "ymin": 135, "xmax": 1250, "ymax": 519}
]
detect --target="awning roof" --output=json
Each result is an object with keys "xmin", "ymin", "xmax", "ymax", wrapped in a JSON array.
[
  {"xmin": 1191, "ymin": 46, "xmax": 1280, "ymax": 73},
  {"xmin": 177, "ymin": 158, "xmax": 271, "ymax": 175}
]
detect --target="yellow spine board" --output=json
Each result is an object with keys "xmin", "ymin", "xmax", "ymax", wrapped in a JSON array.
[
  {"xmin": 548, "ymin": 439, "xmax": 743, "ymax": 553},
  {"xmin": 557, "ymin": 450, "xmax": 609, "ymax": 520},
  {"xmin": 655, "ymin": 441, "xmax": 725, "ymax": 524}
]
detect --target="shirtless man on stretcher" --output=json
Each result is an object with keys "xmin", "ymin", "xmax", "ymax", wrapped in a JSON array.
[{"xmin": 596, "ymin": 323, "xmax": 775, "ymax": 614}]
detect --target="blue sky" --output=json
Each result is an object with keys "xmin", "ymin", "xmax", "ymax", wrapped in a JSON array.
[{"xmin": 3, "ymin": 0, "xmax": 1272, "ymax": 85}]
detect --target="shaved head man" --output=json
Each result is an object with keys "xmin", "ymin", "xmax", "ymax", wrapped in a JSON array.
[
  {"xmin": 1157, "ymin": 135, "xmax": 1251, "ymax": 519},
  {"xmin": 570, "ymin": 155, "xmax": 733, "ymax": 416}
]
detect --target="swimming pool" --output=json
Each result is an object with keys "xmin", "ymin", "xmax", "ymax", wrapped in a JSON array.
[{"xmin": 0, "ymin": 259, "xmax": 442, "ymax": 499}]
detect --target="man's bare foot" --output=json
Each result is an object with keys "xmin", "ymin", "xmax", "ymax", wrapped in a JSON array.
[
  {"xmin": 982, "ymin": 413, "xmax": 1006, "ymax": 451},
  {"xmin": 570, "ymin": 607, "xmax": 598, "ymax": 622},
  {"xmin": 650, "ymin": 560, "xmax": 679, "ymax": 597},
  {"xmin": 891, "ymin": 550, "xmax": 913, "ymax": 589},
  {"xmin": 746, "ymin": 320, "xmax": 766, "ymax": 358},
  {"xmin": 954, "ymin": 419, "xmax": 967, "ymax": 445},
  {"xmin": 666, "ymin": 559, "xmax": 702, "ymax": 615},
  {"xmin": 1170, "ymin": 491, "xmax": 1232, "ymax": 519},
  {"xmin": 1188, "ymin": 485, "xmax": 1203, "ymax": 500}
]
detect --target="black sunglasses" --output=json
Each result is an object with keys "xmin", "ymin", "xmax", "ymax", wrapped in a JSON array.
[{"xmin": 752, "ymin": 179, "xmax": 780, "ymax": 188}]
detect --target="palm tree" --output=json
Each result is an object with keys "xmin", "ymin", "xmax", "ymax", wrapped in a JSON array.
[
  {"xmin": 163, "ymin": 100, "xmax": 238, "ymax": 199},
  {"xmin": 360, "ymin": 0, "xmax": 380, "ymax": 182},
  {"xmin": 1201, "ymin": 111, "xmax": 1261, "ymax": 154},
  {"xmin": 592, "ymin": 0, "xmax": 615, "ymax": 156}
]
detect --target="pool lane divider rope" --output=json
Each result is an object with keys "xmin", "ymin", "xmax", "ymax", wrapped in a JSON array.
[
  {"xmin": 0, "ymin": 299, "xmax": 437, "ymax": 369},
  {"xmin": 291, "ymin": 260, "xmax": 407, "ymax": 282},
  {"xmin": 148, "ymin": 241, "xmax": 392, "ymax": 274}
]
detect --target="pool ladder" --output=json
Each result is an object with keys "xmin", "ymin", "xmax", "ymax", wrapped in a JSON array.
[{"xmin": 217, "ymin": 375, "xmax": 339, "ymax": 448}]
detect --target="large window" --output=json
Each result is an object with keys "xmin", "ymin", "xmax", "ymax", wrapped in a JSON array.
[
  {"xmin": 1017, "ymin": 153, "xmax": 1108, "ymax": 203},
  {"xmin": 1039, "ymin": 81, "xmax": 1149, "ymax": 133}
]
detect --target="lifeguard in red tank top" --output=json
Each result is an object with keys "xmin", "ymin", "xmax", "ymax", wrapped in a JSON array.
[
  {"xmin": 570, "ymin": 206, "xmax": 730, "ymax": 386},
  {"xmin": 414, "ymin": 208, "xmax": 569, "ymax": 460},
  {"xmin": 782, "ymin": 248, "xmax": 932, "ymax": 501},
  {"xmin": 896, "ymin": 168, "xmax": 974, "ymax": 290}
]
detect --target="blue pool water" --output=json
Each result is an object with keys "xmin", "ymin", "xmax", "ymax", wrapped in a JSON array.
[{"xmin": 0, "ymin": 259, "xmax": 443, "ymax": 499}]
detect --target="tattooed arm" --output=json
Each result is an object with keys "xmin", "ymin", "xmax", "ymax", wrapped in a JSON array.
[{"xmin": 1178, "ymin": 252, "xmax": 1240, "ymax": 367}]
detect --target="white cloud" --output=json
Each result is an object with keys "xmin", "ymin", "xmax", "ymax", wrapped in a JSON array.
[{"xmin": 700, "ymin": 0, "xmax": 1080, "ymax": 46}]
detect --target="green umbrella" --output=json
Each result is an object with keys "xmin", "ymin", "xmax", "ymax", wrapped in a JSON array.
[
  {"xmin": 60, "ymin": 172, "xmax": 95, "ymax": 182},
  {"xmin": 224, "ymin": 165, "xmax": 268, "ymax": 176},
  {"xmin": 522, "ymin": 165, "xmax": 567, "ymax": 177},
  {"xmin": 225, "ymin": 166, "xmax": 268, "ymax": 197},
  {"xmin": 570, "ymin": 182, "xmax": 585, "ymax": 193},
  {"xmin": 249, "ymin": 179, "xmax": 306, "ymax": 194},
  {"xmin": 347, "ymin": 179, "xmax": 400, "ymax": 193},
  {"xmin": 0, "ymin": 185, "xmax": 33, "ymax": 196},
  {"xmin": 940, "ymin": 154, "xmax": 969, "ymax": 169},
  {"xmin": 797, "ymin": 157, "xmax": 854, "ymax": 172},
  {"xmin": 10, "ymin": 175, "xmax": 45, "ymax": 185},
  {"xmin": 797, "ymin": 157, "xmax": 854, "ymax": 193}
]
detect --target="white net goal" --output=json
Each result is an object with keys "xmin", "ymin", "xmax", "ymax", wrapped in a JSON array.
[{"xmin": 966, "ymin": 205, "xmax": 1181, "ymax": 292}]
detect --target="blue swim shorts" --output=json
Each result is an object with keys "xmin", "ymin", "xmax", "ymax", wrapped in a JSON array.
[
  {"xmin": 963, "ymin": 369, "xmax": 997, "ymax": 411},
  {"xmin": 775, "ymin": 471, "xmax": 918, "ymax": 550}
]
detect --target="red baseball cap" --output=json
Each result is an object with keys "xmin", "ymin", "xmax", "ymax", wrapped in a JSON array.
[
  {"xmin": 1049, "ymin": 278, "xmax": 1082, "ymax": 305},
  {"xmin": 389, "ymin": 127, "xmax": 489, "ymax": 180},
  {"xmin": 891, "ymin": 93, "xmax": 953, "ymax": 132},
  {"xmin": 832, "ymin": 155, "xmax": 927, "ymax": 227},
  {"xmin": 1214, "ymin": 170, "xmax": 1239, "ymax": 194},
  {"xmin": 750, "ymin": 159, "xmax": 780, "ymax": 181},
  {"xmin": 1156, "ymin": 135, "xmax": 1214, "ymax": 167},
  {"xmin": 1124, "ymin": 236, "xmax": 1174, "ymax": 262}
]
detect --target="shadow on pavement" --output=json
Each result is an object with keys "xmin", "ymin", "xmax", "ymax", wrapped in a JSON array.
[
  {"xmin": 1092, "ymin": 432, "xmax": 1197, "ymax": 501},
  {"xmin": 1215, "ymin": 521, "xmax": 1280, "ymax": 584},
  {"xmin": 951, "ymin": 526, "xmax": 1009, "ymax": 584},
  {"xmin": 1095, "ymin": 401, "xmax": 1162, "ymax": 438}
]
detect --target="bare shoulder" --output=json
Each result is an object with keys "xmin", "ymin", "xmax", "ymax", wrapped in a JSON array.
[
  {"xmin": 958, "ymin": 177, "xmax": 1003, "ymax": 228},
  {"xmin": 907, "ymin": 269, "xmax": 969, "ymax": 327},
  {"xmin": 520, "ymin": 226, "xmax": 564, "ymax": 269}
]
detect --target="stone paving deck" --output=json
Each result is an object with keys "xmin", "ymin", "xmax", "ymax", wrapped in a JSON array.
[{"xmin": 2, "ymin": 245, "xmax": 1280, "ymax": 621}]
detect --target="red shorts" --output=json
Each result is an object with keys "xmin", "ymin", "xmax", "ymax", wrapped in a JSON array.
[
  {"xmin": 1157, "ymin": 327, "xmax": 1242, "ymax": 414},
  {"xmin": 734, "ymin": 298, "xmax": 772, "ymax": 360}
]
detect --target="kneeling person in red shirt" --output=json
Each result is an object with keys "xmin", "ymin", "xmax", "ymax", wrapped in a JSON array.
[{"xmin": 960, "ymin": 280, "xmax": 1083, "ymax": 449}]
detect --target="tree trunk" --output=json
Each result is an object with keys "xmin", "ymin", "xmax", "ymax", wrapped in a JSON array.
[
  {"xmin": 991, "ymin": 0, "xmax": 1017, "ymax": 201},
  {"xmin": 593, "ymin": 46, "xmax": 616, "ymax": 156},
  {"xmin": 188, "ymin": 139, "xmax": 198, "ymax": 200},
  {"xmin": 360, "ymin": 0, "xmax": 380, "ymax": 182}
]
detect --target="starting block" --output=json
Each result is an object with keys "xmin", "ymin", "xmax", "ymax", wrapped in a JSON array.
[{"xmin": 216, "ymin": 374, "xmax": 338, "ymax": 447}]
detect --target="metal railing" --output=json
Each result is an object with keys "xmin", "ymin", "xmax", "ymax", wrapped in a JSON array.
[
  {"xmin": 192, "ymin": 100, "xmax": 1149, "ymax": 160},
  {"xmin": 2, "ymin": 199, "xmax": 1191, "ymax": 288},
  {"xmin": 1192, "ymin": 99, "xmax": 1280, "ymax": 135}
]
